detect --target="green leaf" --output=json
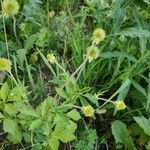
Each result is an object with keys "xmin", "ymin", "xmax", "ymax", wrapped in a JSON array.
[
  {"xmin": 16, "ymin": 49, "xmax": 27, "ymax": 68},
  {"xmin": 38, "ymin": 49, "xmax": 56, "ymax": 76},
  {"xmin": 49, "ymin": 138, "xmax": 60, "ymax": 150},
  {"xmin": 7, "ymin": 130, "xmax": 22, "ymax": 144},
  {"xmin": 101, "ymin": 51, "xmax": 137, "ymax": 62},
  {"xmin": 7, "ymin": 85, "xmax": 27, "ymax": 102},
  {"xmin": 36, "ymin": 97, "xmax": 56, "ymax": 117},
  {"xmin": 134, "ymin": 116, "xmax": 150, "ymax": 136},
  {"xmin": 3, "ymin": 118, "xmax": 18, "ymax": 134},
  {"xmin": 131, "ymin": 80, "xmax": 147, "ymax": 97},
  {"xmin": 117, "ymin": 79, "xmax": 131, "ymax": 100},
  {"xmin": 119, "ymin": 28, "xmax": 150, "ymax": 38},
  {"xmin": 112, "ymin": 8, "xmax": 126, "ymax": 31},
  {"xmin": 111, "ymin": 120, "xmax": 135, "ymax": 150},
  {"xmin": 29, "ymin": 119, "xmax": 42, "ymax": 130},
  {"xmin": 59, "ymin": 130, "xmax": 76, "ymax": 143},
  {"xmin": 0, "ymin": 112, "xmax": 4, "ymax": 119},
  {"xmin": 55, "ymin": 87, "xmax": 68, "ymax": 99},
  {"xmin": 16, "ymin": 102, "xmax": 39, "ymax": 117},
  {"xmin": 74, "ymin": 129, "xmax": 98, "ymax": 150},
  {"xmin": 142, "ymin": 0, "xmax": 150, "ymax": 4},
  {"xmin": 3, "ymin": 118, "xmax": 22, "ymax": 143},
  {"xmin": 4, "ymin": 103, "xmax": 17, "ymax": 116},
  {"xmin": 139, "ymin": 37, "xmax": 147, "ymax": 55},
  {"xmin": 110, "ymin": 79, "xmax": 131, "ymax": 100},
  {"xmin": 84, "ymin": 93, "xmax": 99, "ymax": 106},
  {"xmin": 52, "ymin": 119, "xmax": 77, "ymax": 143},
  {"xmin": 0, "ymin": 82, "xmax": 10, "ymax": 102},
  {"xmin": 25, "ymin": 34, "xmax": 37, "ymax": 50},
  {"xmin": 55, "ymin": 122, "xmax": 77, "ymax": 143},
  {"xmin": 146, "ymin": 141, "xmax": 150, "ymax": 150},
  {"xmin": 129, "ymin": 123, "xmax": 146, "ymax": 136},
  {"xmin": 67, "ymin": 109, "xmax": 81, "ymax": 121}
]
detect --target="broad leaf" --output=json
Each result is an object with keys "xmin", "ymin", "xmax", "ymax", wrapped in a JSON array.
[
  {"xmin": 111, "ymin": 120, "xmax": 135, "ymax": 150},
  {"xmin": 16, "ymin": 102, "xmax": 39, "ymax": 117},
  {"xmin": 59, "ymin": 130, "xmax": 76, "ymax": 143},
  {"xmin": 134, "ymin": 116, "xmax": 150, "ymax": 136},
  {"xmin": 119, "ymin": 28, "xmax": 150, "ymax": 38},
  {"xmin": 29, "ymin": 119, "xmax": 42, "ymax": 130},
  {"xmin": 4, "ymin": 103, "xmax": 17, "ymax": 116},
  {"xmin": 49, "ymin": 138, "xmax": 60, "ymax": 150},
  {"xmin": 67, "ymin": 109, "xmax": 81, "ymax": 121},
  {"xmin": 3, "ymin": 118, "xmax": 22, "ymax": 143},
  {"xmin": 0, "ymin": 82, "xmax": 10, "ymax": 102}
]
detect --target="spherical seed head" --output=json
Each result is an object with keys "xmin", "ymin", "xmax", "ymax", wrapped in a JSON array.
[
  {"xmin": 82, "ymin": 105, "xmax": 95, "ymax": 117},
  {"xmin": 92, "ymin": 28, "xmax": 106, "ymax": 44},
  {"xmin": 115, "ymin": 100, "xmax": 126, "ymax": 110},
  {"xmin": 0, "ymin": 58, "xmax": 12, "ymax": 72},
  {"xmin": 48, "ymin": 11, "xmax": 55, "ymax": 19},
  {"xmin": 30, "ymin": 52, "xmax": 38, "ymax": 63},
  {"xmin": 86, "ymin": 46, "xmax": 99, "ymax": 63},
  {"xmin": 47, "ymin": 54, "xmax": 55, "ymax": 64},
  {"xmin": 2, "ymin": 0, "xmax": 19, "ymax": 16}
]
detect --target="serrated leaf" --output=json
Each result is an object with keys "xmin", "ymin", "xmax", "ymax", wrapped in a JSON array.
[
  {"xmin": 49, "ymin": 138, "xmax": 60, "ymax": 150},
  {"xmin": 101, "ymin": 51, "xmax": 137, "ymax": 62},
  {"xmin": 67, "ymin": 109, "xmax": 81, "ymax": 121},
  {"xmin": 74, "ymin": 129, "xmax": 98, "ymax": 150},
  {"xmin": 111, "ymin": 120, "xmax": 135, "ymax": 150},
  {"xmin": 15, "ymin": 102, "xmax": 39, "ymax": 117},
  {"xmin": 3, "ymin": 118, "xmax": 18, "ymax": 134},
  {"xmin": 0, "ymin": 82, "xmax": 10, "ymax": 102},
  {"xmin": 55, "ymin": 87, "xmax": 68, "ymax": 99},
  {"xmin": 4, "ymin": 103, "xmax": 17, "ymax": 116},
  {"xmin": 112, "ymin": 8, "xmax": 126, "ymax": 31},
  {"xmin": 36, "ymin": 97, "xmax": 56, "ymax": 117},
  {"xmin": 7, "ymin": 130, "xmax": 22, "ymax": 144},
  {"xmin": 119, "ymin": 28, "xmax": 150, "ymax": 38},
  {"xmin": 0, "ymin": 112, "xmax": 4, "ymax": 119},
  {"xmin": 25, "ymin": 34, "xmax": 37, "ymax": 50},
  {"xmin": 52, "ymin": 119, "xmax": 77, "ymax": 143},
  {"xmin": 29, "ymin": 119, "xmax": 42, "ymax": 130},
  {"xmin": 134, "ymin": 116, "xmax": 150, "ymax": 136},
  {"xmin": 7, "ymin": 85, "xmax": 27, "ymax": 102},
  {"xmin": 59, "ymin": 130, "xmax": 76, "ymax": 143},
  {"xmin": 3, "ymin": 118, "xmax": 22, "ymax": 143}
]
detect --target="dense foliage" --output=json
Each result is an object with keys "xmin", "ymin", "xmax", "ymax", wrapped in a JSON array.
[{"xmin": 0, "ymin": 0, "xmax": 150, "ymax": 149}]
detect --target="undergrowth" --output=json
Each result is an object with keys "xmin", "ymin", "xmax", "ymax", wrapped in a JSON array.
[{"xmin": 0, "ymin": 0, "xmax": 150, "ymax": 150}]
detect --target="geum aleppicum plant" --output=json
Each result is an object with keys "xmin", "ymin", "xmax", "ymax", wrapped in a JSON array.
[
  {"xmin": 1, "ymin": 0, "xmax": 20, "ymax": 58},
  {"xmin": 0, "ymin": 57, "xmax": 27, "ymax": 101}
]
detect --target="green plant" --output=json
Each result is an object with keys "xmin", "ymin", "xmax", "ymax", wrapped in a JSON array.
[{"xmin": 0, "ymin": 0, "xmax": 150, "ymax": 149}]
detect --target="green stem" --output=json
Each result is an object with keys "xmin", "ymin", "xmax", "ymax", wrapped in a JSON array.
[
  {"xmin": 55, "ymin": 60, "xmax": 68, "ymax": 75},
  {"xmin": 72, "ymin": 44, "xmax": 96, "ymax": 81},
  {"xmin": 13, "ymin": 16, "xmax": 18, "ymax": 42},
  {"xmin": 2, "ymin": 15, "xmax": 9, "ymax": 58},
  {"xmin": 9, "ymin": 71, "xmax": 27, "ymax": 102}
]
